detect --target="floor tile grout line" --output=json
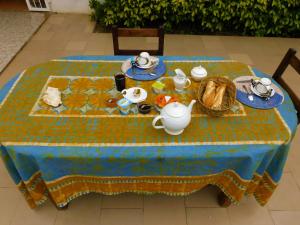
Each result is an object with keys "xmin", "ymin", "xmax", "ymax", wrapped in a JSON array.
[
  {"xmin": 267, "ymin": 206, "xmax": 277, "ymax": 225},
  {"xmin": 290, "ymin": 171, "xmax": 300, "ymax": 191},
  {"xmin": 99, "ymin": 195, "xmax": 104, "ymax": 224},
  {"xmin": 97, "ymin": 196, "xmax": 102, "ymax": 225},
  {"xmin": 101, "ymin": 207, "xmax": 144, "ymax": 210},
  {"xmin": 269, "ymin": 209, "xmax": 300, "ymax": 212},
  {"xmin": 184, "ymin": 206, "xmax": 189, "ymax": 225},
  {"xmin": 142, "ymin": 195, "xmax": 145, "ymax": 213},
  {"xmin": 185, "ymin": 206, "xmax": 224, "ymax": 209},
  {"xmin": 8, "ymin": 194, "xmax": 22, "ymax": 225},
  {"xmin": 226, "ymin": 207, "xmax": 234, "ymax": 225},
  {"xmin": 52, "ymin": 209, "xmax": 59, "ymax": 225}
]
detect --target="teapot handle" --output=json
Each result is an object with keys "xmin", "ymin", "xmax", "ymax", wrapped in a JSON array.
[
  {"xmin": 121, "ymin": 89, "xmax": 127, "ymax": 95},
  {"xmin": 152, "ymin": 116, "xmax": 164, "ymax": 129}
]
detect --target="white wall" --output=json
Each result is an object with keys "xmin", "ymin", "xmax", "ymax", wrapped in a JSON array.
[{"xmin": 48, "ymin": 0, "xmax": 91, "ymax": 13}]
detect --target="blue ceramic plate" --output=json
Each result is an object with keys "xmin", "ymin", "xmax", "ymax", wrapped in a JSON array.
[
  {"xmin": 234, "ymin": 76, "xmax": 284, "ymax": 109},
  {"xmin": 236, "ymin": 90, "xmax": 284, "ymax": 109}
]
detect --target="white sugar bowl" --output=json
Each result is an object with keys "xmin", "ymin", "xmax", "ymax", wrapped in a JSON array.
[{"xmin": 191, "ymin": 65, "xmax": 207, "ymax": 81}]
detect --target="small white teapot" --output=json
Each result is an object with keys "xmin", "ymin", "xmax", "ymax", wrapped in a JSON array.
[{"xmin": 152, "ymin": 100, "xmax": 196, "ymax": 135}]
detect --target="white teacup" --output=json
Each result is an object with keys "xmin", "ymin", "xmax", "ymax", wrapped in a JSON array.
[
  {"xmin": 253, "ymin": 78, "xmax": 273, "ymax": 96},
  {"xmin": 136, "ymin": 52, "xmax": 150, "ymax": 66},
  {"xmin": 260, "ymin": 78, "xmax": 272, "ymax": 88}
]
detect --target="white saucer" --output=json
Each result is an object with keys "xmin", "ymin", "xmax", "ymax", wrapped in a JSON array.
[
  {"xmin": 135, "ymin": 56, "xmax": 159, "ymax": 69},
  {"xmin": 250, "ymin": 84, "xmax": 275, "ymax": 97},
  {"xmin": 121, "ymin": 87, "xmax": 147, "ymax": 103}
]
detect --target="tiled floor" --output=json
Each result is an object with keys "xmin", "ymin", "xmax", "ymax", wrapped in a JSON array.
[{"xmin": 0, "ymin": 13, "xmax": 300, "ymax": 225}]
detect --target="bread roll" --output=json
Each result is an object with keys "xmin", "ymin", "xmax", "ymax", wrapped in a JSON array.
[
  {"xmin": 211, "ymin": 84, "xmax": 226, "ymax": 109},
  {"xmin": 202, "ymin": 81, "xmax": 216, "ymax": 107}
]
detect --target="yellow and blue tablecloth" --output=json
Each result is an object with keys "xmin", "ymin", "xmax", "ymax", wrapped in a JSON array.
[{"xmin": 0, "ymin": 56, "xmax": 298, "ymax": 208}]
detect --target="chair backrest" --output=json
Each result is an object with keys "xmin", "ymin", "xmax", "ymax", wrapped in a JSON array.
[
  {"xmin": 272, "ymin": 48, "xmax": 300, "ymax": 124},
  {"xmin": 112, "ymin": 26, "xmax": 164, "ymax": 56}
]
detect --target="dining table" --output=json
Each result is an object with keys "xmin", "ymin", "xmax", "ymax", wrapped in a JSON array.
[{"xmin": 0, "ymin": 55, "xmax": 297, "ymax": 209}]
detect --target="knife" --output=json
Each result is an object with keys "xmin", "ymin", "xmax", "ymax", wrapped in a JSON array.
[{"xmin": 236, "ymin": 79, "xmax": 252, "ymax": 83}]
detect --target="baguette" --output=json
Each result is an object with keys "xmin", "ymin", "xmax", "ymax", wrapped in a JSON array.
[
  {"xmin": 202, "ymin": 81, "xmax": 216, "ymax": 107},
  {"xmin": 211, "ymin": 84, "xmax": 226, "ymax": 109}
]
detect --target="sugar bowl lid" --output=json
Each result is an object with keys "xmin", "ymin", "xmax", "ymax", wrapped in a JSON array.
[{"xmin": 191, "ymin": 65, "xmax": 207, "ymax": 78}]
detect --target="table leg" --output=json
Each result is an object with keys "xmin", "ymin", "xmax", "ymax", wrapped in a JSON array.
[{"xmin": 217, "ymin": 191, "xmax": 231, "ymax": 207}]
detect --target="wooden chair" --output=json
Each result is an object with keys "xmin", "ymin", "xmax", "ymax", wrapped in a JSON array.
[
  {"xmin": 272, "ymin": 48, "xmax": 300, "ymax": 124},
  {"xmin": 112, "ymin": 26, "xmax": 164, "ymax": 56}
]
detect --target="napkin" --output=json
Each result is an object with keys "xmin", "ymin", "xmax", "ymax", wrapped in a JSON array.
[{"xmin": 42, "ymin": 87, "xmax": 62, "ymax": 107}]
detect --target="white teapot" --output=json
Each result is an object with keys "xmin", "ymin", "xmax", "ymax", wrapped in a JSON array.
[{"xmin": 152, "ymin": 100, "xmax": 196, "ymax": 135}]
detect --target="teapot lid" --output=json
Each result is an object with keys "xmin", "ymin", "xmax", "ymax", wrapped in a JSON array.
[
  {"xmin": 191, "ymin": 65, "xmax": 207, "ymax": 77},
  {"xmin": 164, "ymin": 102, "xmax": 186, "ymax": 118}
]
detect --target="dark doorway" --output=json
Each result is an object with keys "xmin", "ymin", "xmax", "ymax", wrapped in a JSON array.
[{"xmin": 0, "ymin": 0, "xmax": 28, "ymax": 11}]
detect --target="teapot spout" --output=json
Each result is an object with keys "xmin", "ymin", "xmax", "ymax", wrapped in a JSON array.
[{"xmin": 188, "ymin": 100, "xmax": 196, "ymax": 113}]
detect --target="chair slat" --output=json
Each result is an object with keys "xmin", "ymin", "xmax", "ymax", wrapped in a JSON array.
[
  {"xmin": 273, "ymin": 48, "xmax": 297, "ymax": 80},
  {"xmin": 117, "ymin": 28, "xmax": 159, "ymax": 37},
  {"xmin": 112, "ymin": 26, "xmax": 164, "ymax": 56},
  {"xmin": 117, "ymin": 49, "xmax": 161, "ymax": 56},
  {"xmin": 272, "ymin": 48, "xmax": 300, "ymax": 124}
]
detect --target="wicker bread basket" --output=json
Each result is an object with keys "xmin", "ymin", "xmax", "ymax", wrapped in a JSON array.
[{"xmin": 197, "ymin": 76, "xmax": 236, "ymax": 117}]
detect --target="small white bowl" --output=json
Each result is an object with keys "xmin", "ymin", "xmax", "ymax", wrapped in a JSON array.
[{"xmin": 191, "ymin": 65, "xmax": 207, "ymax": 81}]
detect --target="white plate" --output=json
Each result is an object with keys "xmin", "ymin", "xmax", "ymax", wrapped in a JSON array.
[
  {"xmin": 250, "ymin": 84, "xmax": 275, "ymax": 97},
  {"xmin": 121, "ymin": 87, "xmax": 147, "ymax": 103},
  {"xmin": 135, "ymin": 56, "xmax": 159, "ymax": 69}
]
